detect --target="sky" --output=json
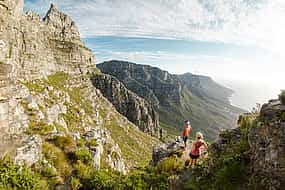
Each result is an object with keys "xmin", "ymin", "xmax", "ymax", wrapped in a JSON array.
[{"xmin": 24, "ymin": 0, "xmax": 285, "ymax": 110}]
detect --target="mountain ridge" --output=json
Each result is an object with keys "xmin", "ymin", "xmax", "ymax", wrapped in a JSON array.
[{"xmin": 97, "ymin": 60, "xmax": 244, "ymax": 140}]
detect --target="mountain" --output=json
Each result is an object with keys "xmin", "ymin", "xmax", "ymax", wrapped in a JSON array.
[
  {"xmin": 91, "ymin": 73, "xmax": 161, "ymax": 137},
  {"xmin": 0, "ymin": 1, "xmax": 160, "ymax": 188},
  {"xmin": 97, "ymin": 60, "xmax": 244, "ymax": 140}
]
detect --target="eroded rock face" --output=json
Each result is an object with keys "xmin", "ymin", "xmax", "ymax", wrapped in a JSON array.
[
  {"xmin": 84, "ymin": 129, "xmax": 126, "ymax": 173},
  {"xmin": 248, "ymin": 99, "xmax": 285, "ymax": 189},
  {"xmin": 92, "ymin": 74, "xmax": 161, "ymax": 138},
  {"xmin": 209, "ymin": 99, "xmax": 285, "ymax": 190},
  {"xmin": 0, "ymin": 0, "xmax": 95, "ymax": 163},
  {"xmin": 14, "ymin": 135, "xmax": 42, "ymax": 166}
]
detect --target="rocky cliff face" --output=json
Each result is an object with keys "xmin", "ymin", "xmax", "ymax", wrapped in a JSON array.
[
  {"xmin": 91, "ymin": 74, "xmax": 161, "ymax": 137},
  {"xmin": 247, "ymin": 99, "xmax": 285, "ymax": 189},
  {"xmin": 203, "ymin": 98, "xmax": 285, "ymax": 189},
  {"xmin": 97, "ymin": 60, "xmax": 244, "ymax": 140},
  {"xmin": 0, "ymin": 0, "xmax": 159, "ymax": 180}
]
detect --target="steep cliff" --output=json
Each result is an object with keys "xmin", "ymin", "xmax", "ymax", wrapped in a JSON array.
[
  {"xmin": 97, "ymin": 60, "xmax": 244, "ymax": 140},
  {"xmin": 91, "ymin": 74, "xmax": 161, "ymax": 137},
  {"xmin": 0, "ymin": 2, "xmax": 159, "ymax": 188}
]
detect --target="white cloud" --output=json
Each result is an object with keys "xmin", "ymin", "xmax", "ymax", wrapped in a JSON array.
[
  {"xmin": 25, "ymin": 0, "xmax": 285, "ymax": 55},
  {"xmin": 96, "ymin": 50, "xmax": 283, "ymax": 86}
]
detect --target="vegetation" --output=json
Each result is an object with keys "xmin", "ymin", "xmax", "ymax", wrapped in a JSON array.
[
  {"xmin": 279, "ymin": 90, "xmax": 285, "ymax": 105},
  {"xmin": 24, "ymin": 80, "xmax": 45, "ymax": 94},
  {"xmin": 27, "ymin": 121, "xmax": 54, "ymax": 135},
  {"xmin": 47, "ymin": 72, "xmax": 69, "ymax": 90},
  {"xmin": 0, "ymin": 157, "xmax": 47, "ymax": 190},
  {"xmin": 184, "ymin": 114, "xmax": 255, "ymax": 190},
  {"xmin": 53, "ymin": 136, "xmax": 77, "ymax": 154},
  {"xmin": 74, "ymin": 148, "xmax": 93, "ymax": 164},
  {"xmin": 42, "ymin": 142, "xmax": 72, "ymax": 177}
]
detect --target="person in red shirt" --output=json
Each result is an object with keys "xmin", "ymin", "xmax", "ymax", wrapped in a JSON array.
[
  {"xmin": 189, "ymin": 132, "xmax": 208, "ymax": 168},
  {"xmin": 182, "ymin": 120, "xmax": 192, "ymax": 149}
]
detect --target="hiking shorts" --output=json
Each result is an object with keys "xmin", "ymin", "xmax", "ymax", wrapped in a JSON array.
[
  {"xmin": 189, "ymin": 153, "xmax": 200, "ymax": 159},
  {"xmin": 183, "ymin": 136, "xmax": 188, "ymax": 143}
]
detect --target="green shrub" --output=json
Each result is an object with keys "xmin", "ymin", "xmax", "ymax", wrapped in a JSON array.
[
  {"xmin": 279, "ymin": 90, "xmax": 285, "ymax": 105},
  {"xmin": 70, "ymin": 177, "xmax": 82, "ymax": 190},
  {"xmin": 73, "ymin": 160, "xmax": 92, "ymax": 179},
  {"xmin": 157, "ymin": 156, "xmax": 183, "ymax": 174},
  {"xmin": 89, "ymin": 170, "xmax": 117, "ymax": 190},
  {"xmin": 42, "ymin": 142, "xmax": 72, "ymax": 177},
  {"xmin": 53, "ymin": 136, "xmax": 77, "ymax": 154},
  {"xmin": 281, "ymin": 112, "xmax": 285, "ymax": 121},
  {"xmin": 74, "ymin": 148, "xmax": 92, "ymax": 164},
  {"xmin": 0, "ymin": 159, "xmax": 47, "ymax": 190},
  {"xmin": 238, "ymin": 114, "xmax": 253, "ymax": 129},
  {"xmin": 87, "ymin": 139, "xmax": 98, "ymax": 147}
]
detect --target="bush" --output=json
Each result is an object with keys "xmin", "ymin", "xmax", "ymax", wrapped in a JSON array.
[
  {"xmin": 279, "ymin": 90, "xmax": 285, "ymax": 105},
  {"xmin": 0, "ymin": 159, "xmax": 47, "ymax": 190},
  {"xmin": 70, "ymin": 177, "xmax": 82, "ymax": 190},
  {"xmin": 53, "ymin": 136, "xmax": 77, "ymax": 154},
  {"xmin": 74, "ymin": 148, "xmax": 92, "ymax": 164},
  {"xmin": 87, "ymin": 139, "xmax": 98, "ymax": 147},
  {"xmin": 73, "ymin": 160, "xmax": 92, "ymax": 179},
  {"xmin": 157, "ymin": 156, "xmax": 183, "ymax": 174},
  {"xmin": 42, "ymin": 142, "xmax": 72, "ymax": 177}
]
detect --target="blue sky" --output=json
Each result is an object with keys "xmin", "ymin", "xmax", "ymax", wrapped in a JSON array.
[{"xmin": 24, "ymin": 0, "xmax": 285, "ymax": 109}]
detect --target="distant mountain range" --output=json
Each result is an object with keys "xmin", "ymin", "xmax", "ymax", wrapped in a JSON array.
[{"xmin": 97, "ymin": 60, "xmax": 245, "ymax": 141}]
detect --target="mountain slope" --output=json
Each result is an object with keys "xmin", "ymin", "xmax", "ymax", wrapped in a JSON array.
[
  {"xmin": 0, "ymin": 2, "xmax": 159, "ymax": 188},
  {"xmin": 97, "ymin": 60, "xmax": 244, "ymax": 140}
]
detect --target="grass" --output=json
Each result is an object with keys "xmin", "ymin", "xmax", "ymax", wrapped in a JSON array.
[
  {"xmin": 24, "ymin": 80, "xmax": 45, "ymax": 94},
  {"xmin": 47, "ymin": 72, "xmax": 69, "ymax": 90},
  {"xmin": 27, "ymin": 121, "xmax": 54, "ymax": 135},
  {"xmin": 100, "ymin": 104, "xmax": 159, "ymax": 167},
  {"xmin": 42, "ymin": 142, "xmax": 72, "ymax": 177}
]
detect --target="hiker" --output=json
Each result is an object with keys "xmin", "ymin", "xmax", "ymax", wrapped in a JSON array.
[
  {"xmin": 188, "ymin": 132, "xmax": 208, "ymax": 168},
  {"xmin": 182, "ymin": 120, "xmax": 192, "ymax": 149}
]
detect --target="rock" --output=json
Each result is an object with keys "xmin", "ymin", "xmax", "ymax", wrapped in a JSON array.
[
  {"xmin": 152, "ymin": 139, "xmax": 183, "ymax": 165},
  {"xmin": 207, "ymin": 99, "xmax": 285, "ymax": 189},
  {"xmin": 247, "ymin": 99, "xmax": 285, "ymax": 189},
  {"xmin": 15, "ymin": 135, "xmax": 42, "ymax": 166},
  {"xmin": 83, "ymin": 129, "xmax": 126, "ymax": 173},
  {"xmin": 260, "ymin": 99, "xmax": 282, "ymax": 122},
  {"xmin": 92, "ymin": 74, "xmax": 161, "ymax": 137},
  {"xmin": 106, "ymin": 144, "xmax": 126, "ymax": 174}
]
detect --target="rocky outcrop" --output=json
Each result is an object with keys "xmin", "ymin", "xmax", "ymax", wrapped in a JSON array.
[
  {"xmin": 152, "ymin": 138, "xmax": 183, "ymax": 165},
  {"xmin": 91, "ymin": 74, "xmax": 161, "ymax": 137},
  {"xmin": 83, "ymin": 129, "xmax": 126, "ymax": 173},
  {"xmin": 97, "ymin": 60, "xmax": 244, "ymax": 140},
  {"xmin": 14, "ymin": 135, "xmax": 42, "ymax": 166},
  {"xmin": 207, "ymin": 98, "xmax": 285, "ymax": 189},
  {"xmin": 247, "ymin": 99, "xmax": 285, "ymax": 189}
]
